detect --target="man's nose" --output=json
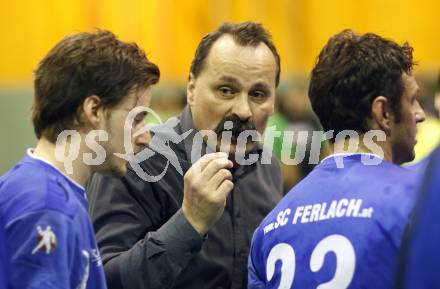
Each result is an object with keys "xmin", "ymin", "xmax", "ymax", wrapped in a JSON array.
[
  {"xmin": 134, "ymin": 130, "xmax": 151, "ymax": 149},
  {"xmin": 415, "ymin": 101, "xmax": 426, "ymax": 123},
  {"xmin": 232, "ymin": 94, "xmax": 252, "ymax": 121}
]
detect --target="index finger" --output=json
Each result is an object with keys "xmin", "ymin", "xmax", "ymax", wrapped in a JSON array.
[{"xmin": 189, "ymin": 152, "xmax": 229, "ymax": 175}]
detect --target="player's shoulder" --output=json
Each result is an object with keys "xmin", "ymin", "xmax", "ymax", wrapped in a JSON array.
[
  {"xmin": 372, "ymin": 159, "xmax": 419, "ymax": 180},
  {"xmin": 330, "ymin": 156, "xmax": 421, "ymax": 198},
  {"xmin": 259, "ymin": 158, "xmax": 418, "ymax": 225},
  {"xmin": 0, "ymin": 155, "xmax": 80, "ymax": 225},
  {"xmin": 367, "ymin": 161, "xmax": 421, "ymax": 198}
]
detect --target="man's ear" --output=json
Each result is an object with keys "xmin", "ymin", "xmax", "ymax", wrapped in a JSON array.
[
  {"xmin": 187, "ymin": 73, "xmax": 196, "ymax": 106},
  {"xmin": 80, "ymin": 95, "xmax": 103, "ymax": 128},
  {"xmin": 371, "ymin": 96, "xmax": 392, "ymax": 135}
]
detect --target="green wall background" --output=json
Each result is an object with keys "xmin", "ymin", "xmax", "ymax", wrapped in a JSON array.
[{"xmin": 0, "ymin": 88, "xmax": 36, "ymax": 174}]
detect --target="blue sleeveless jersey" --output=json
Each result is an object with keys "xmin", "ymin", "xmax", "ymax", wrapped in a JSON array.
[
  {"xmin": 0, "ymin": 151, "xmax": 107, "ymax": 289},
  {"xmin": 400, "ymin": 146, "xmax": 440, "ymax": 289},
  {"xmin": 248, "ymin": 154, "xmax": 420, "ymax": 289},
  {"xmin": 0, "ymin": 217, "xmax": 6, "ymax": 289}
]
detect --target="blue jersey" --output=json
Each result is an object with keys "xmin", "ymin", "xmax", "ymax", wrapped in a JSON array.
[
  {"xmin": 248, "ymin": 154, "xmax": 420, "ymax": 289},
  {"xmin": 0, "ymin": 216, "xmax": 7, "ymax": 289},
  {"xmin": 406, "ymin": 155, "xmax": 430, "ymax": 177},
  {"xmin": 399, "ymin": 146, "xmax": 440, "ymax": 289},
  {"xmin": 0, "ymin": 151, "xmax": 107, "ymax": 289}
]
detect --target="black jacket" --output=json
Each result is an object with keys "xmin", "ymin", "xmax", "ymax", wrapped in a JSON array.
[{"xmin": 86, "ymin": 106, "xmax": 283, "ymax": 289}]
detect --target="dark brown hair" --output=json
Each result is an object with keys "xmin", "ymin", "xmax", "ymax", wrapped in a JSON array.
[
  {"xmin": 308, "ymin": 29, "xmax": 414, "ymax": 137},
  {"xmin": 32, "ymin": 30, "xmax": 160, "ymax": 142},
  {"xmin": 190, "ymin": 22, "xmax": 281, "ymax": 86}
]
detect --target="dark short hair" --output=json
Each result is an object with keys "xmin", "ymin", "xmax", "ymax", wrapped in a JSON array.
[
  {"xmin": 190, "ymin": 22, "xmax": 281, "ymax": 86},
  {"xmin": 308, "ymin": 29, "xmax": 414, "ymax": 137},
  {"xmin": 32, "ymin": 30, "xmax": 160, "ymax": 142}
]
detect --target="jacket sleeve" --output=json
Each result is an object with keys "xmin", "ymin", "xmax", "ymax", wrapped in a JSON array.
[{"xmin": 87, "ymin": 170, "xmax": 203, "ymax": 289}]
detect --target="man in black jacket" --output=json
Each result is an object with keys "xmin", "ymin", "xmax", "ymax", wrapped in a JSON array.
[{"xmin": 86, "ymin": 22, "xmax": 283, "ymax": 289}]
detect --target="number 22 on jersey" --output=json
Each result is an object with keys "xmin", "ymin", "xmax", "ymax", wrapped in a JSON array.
[{"xmin": 266, "ymin": 234, "xmax": 356, "ymax": 289}]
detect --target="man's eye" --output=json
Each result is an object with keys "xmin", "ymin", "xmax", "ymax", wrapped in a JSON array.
[
  {"xmin": 219, "ymin": 86, "xmax": 235, "ymax": 96},
  {"xmin": 412, "ymin": 96, "xmax": 418, "ymax": 104},
  {"xmin": 134, "ymin": 114, "xmax": 147, "ymax": 124},
  {"xmin": 250, "ymin": 90, "xmax": 267, "ymax": 99}
]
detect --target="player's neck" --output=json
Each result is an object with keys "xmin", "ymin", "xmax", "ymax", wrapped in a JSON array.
[
  {"xmin": 330, "ymin": 135, "xmax": 392, "ymax": 162},
  {"xmin": 33, "ymin": 137, "xmax": 92, "ymax": 187}
]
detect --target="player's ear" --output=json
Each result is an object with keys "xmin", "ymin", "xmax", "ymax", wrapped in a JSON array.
[
  {"xmin": 371, "ymin": 96, "xmax": 392, "ymax": 135},
  {"xmin": 187, "ymin": 73, "xmax": 196, "ymax": 107},
  {"xmin": 80, "ymin": 95, "xmax": 103, "ymax": 128}
]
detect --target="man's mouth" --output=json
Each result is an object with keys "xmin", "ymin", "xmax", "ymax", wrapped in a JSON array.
[{"xmin": 219, "ymin": 131, "xmax": 257, "ymax": 144}]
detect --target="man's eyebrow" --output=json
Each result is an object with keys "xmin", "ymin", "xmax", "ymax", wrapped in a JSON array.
[
  {"xmin": 218, "ymin": 75, "xmax": 241, "ymax": 86},
  {"xmin": 120, "ymin": 97, "xmax": 141, "ymax": 111},
  {"xmin": 251, "ymin": 82, "xmax": 271, "ymax": 91},
  {"xmin": 413, "ymin": 87, "xmax": 421, "ymax": 99},
  {"xmin": 131, "ymin": 94, "xmax": 145, "ymax": 108}
]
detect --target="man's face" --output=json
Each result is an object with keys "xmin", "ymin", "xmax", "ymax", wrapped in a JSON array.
[
  {"xmin": 101, "ymin": 87, "xmax": 152, "ymax": 176},
  {"xmin": 187, "ymin": 35, "xmax": 277, "ymax": 156},
  {"xmin": 390, "ymin": 73, "xmax": 425, "ymax": 164},
  {"xmin": 435, "ymin": 90, "xmax": 440, "ymax": 117}
]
